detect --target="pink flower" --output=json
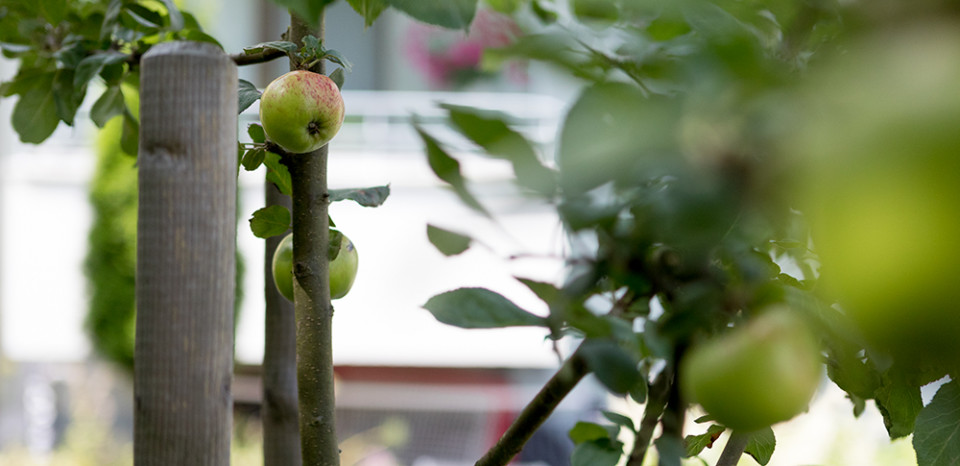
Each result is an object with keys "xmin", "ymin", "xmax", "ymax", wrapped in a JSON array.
[{"xmin": 404, "ymin": 9, "xmax": 526, "ymax": 89}]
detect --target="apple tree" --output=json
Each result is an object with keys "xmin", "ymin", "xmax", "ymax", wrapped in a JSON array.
[
  {"xmin": 4, "ymin": 0, "xmax": 960, "ymax": 466},
  {"xmin": 416, "ymin": 1, "xmax": 960, "ymax": 465}
]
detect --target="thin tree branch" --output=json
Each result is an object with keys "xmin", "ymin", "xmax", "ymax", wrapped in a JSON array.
[
  {"xmin": 715, "ymin": 432, "xmax": 750, "ymax": 466},
  {"xmin": 475, "ymin": 347, "xmax": 590, "ymax": 466},
  {"xmin": 626, "ymin": 372, "xmax": 672, "ymax": 466},
  {"xmin": 232, "ymin": 48, "xmax": 288, "ymax": 66}
]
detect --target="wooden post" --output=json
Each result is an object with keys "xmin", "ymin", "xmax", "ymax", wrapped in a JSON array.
[{"xmin": 135, "ymin": 41, "xmax": 238, "ymax": 466}]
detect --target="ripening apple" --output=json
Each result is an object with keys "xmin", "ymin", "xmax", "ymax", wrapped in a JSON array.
[
  {"xmin": 680, "ymin": 307, "xmax": 822, "ymax": 432},
  {"xmin": 259, "ymin": 70, "xmax": 345, "ymax": 154},
  {"xmin": 272, "ymin": 230, "xmax": 359, "ymax": 301},
  {"xmin": 792, "ymin": 23, "xmax": 960, "ymax": 365}
]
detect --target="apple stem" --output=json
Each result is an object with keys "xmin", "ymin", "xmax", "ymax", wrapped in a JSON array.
[{"xmin": 716, "ymin": 431, "xmax": 750, "ymax": 466}]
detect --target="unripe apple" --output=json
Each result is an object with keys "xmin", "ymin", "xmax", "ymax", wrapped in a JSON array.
[
  {"xmin": 259, "ymin": 70, "xmax": 345, "ymax": 154},
  {"xmin": 792, "ymin": 23, "xmax": 960, "ymax": 364},
  {"xmin": 680, "ymin": 307, "xmax": 822, "ymax": 432},
  {"xmin": 272, "ymin": 230, "xmax": 359, "ymax": 301}
]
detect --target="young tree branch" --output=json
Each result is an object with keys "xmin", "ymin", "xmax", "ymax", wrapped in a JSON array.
[
  {"xmin": 287, "ymin": 13, "xmax": 339, "ymax": 466},
  {"xmin": 474, "ymin": 347, "xmax": 590, "ymax": 466},
  {"xmin": 626, "ymin": 372, "xmax": 672, "ymax": 466},
  {"xmin": 232, "ymin": 48, "xmax": 287, "ymax": 66}
]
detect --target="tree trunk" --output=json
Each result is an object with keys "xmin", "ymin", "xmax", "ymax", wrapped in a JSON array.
[
  {"xmin": 262, "ymin": 183, "xmax": 302, "ymax": 466},
  {"xmin": 134, "ymin": 41, "xmax": 238, "ymax": 466},
  {"xmin": 286, "ymin": 13, "xmax": 341, "ymax": 466}
]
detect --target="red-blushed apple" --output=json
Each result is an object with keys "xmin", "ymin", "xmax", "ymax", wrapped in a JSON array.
[
  {"xmin": 272, "ymin": 230, "xmax": 359, "ymax": 301},
  {"xmin": 259, "ymin": 70, "xmax": 345, "ymax": 154}
]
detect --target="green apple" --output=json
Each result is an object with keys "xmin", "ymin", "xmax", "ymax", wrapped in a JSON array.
[
  {"xmin": 272, "ymin": 230, "xmax": 359, "ymax": 301},
  {"xmin": 792, "ymin": 23, "xmax": 960, "ymax": 364},
  {"xmin": 259, "ymin": 70, "xmax": 345, "ymax": 154},
  {"xmin": 680, "ymin": 307, "xmax": 822, "ymax": 432}
]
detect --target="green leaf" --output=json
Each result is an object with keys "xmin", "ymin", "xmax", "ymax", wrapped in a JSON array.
[
  {"xmin": 346, "ymin": 0, "xmax": 389, "ymax": 27},
  {"xmin": 577, "ymin": 338, "xmax": 641, "ymax": 395},
  {"xmin": 531, "ymin": 0, "xmax": 559, "ymax": 23},
  {"xmin": 238, "ymin": 79, "xmax": 261, "ymax": 114},
  {"xmin": 426, "ymin": 224, "xmax": 472, "ymax": 256},
  {"xmin": 602, "ymin": 411, "xmax": 635, "ymax": 433},
  {"xmin": 683, "ymin": 424, "xmax": 725, "ymax": 457},
  {"xmin": 323, "ymin": 48, "xmax": 352, "ymax": 71},
  {"xmin": 416, "ymin": 125, "xmax": 490, "ymax": 217},
  {"xmin": 570, "ymin": 439, "xmax": 622, "ymax": 466},
  {"xmin": 569, "ymin": 421, "xmax": 614, "ymax": 444},
  {"xmin": 90, "ymin": 86, "xmax": 126, "ymax": 128},
  {"xmin": 328, "ymin": 229, "xmax": 343, "ymax": 261},
  {"xmin": 744, "ymin": 428, "xmax": 776, "ymax": 465},
  {"xmin": 385, "ymin": 0, "xmax": 478, "ymax": 30},
  {"xmin": 629, "ymin": 380, "xmax": 647, "ymax": 404},
  {"xmin": 914, "ymin": 380, "xmax": 960, "ymax": 466},
  {"xmin": 269, "ymin": 0, "xmax": 336, "ymax": 30},
  {"xmin": 646, "ymin": 15, "xmax": 692, "ymax": 41},
  {"xmin": 423, "ymin": 287, "xmax": 548, "ymax": 329},
  {"xmin": 124, "ymin": 4, "xmax": 163, "ymax": 29},
  {"xmin": 52, "ymin": 70, "xmax": 82, "ymax": 125},
  {"xmin": 181, "ymin": 29, "xmax": 223, "ymax": 48},
  {"xmin": 485, "ymin": 0, "xmax": 521, "ymax": 14},
  {"xmin": 247, "ymin": 123, "xmax": 266, "ymax": 143},
  {"xmin": 12, "ymin": 73, "xmax": 59, "ymax": 144},
  {"xmin": 241, "ymin": 148, "xmax": 266, "ymax": 171},
  {"xmin": 655, "ymin": 434, "xmax": 685, "ymax": 466},
  {"xmin": 244, "ymin": 40, "xmax": 299, "ymax": 55},
  {"xmin": 39, "ymin": 0, "xmax": 67, "ymax": 24},
  {"xmin": 329, "ymin": 185, "xmax": 391, "ymax": 207},
  {"xmin": 158, "ymin": 0, "xmax": 184, "ymax": 30},
  {"xmin": 516, "ymin": 278, "xmax": 562, "ymax": 306},
  {"xmin": 440, "ymin": 103, "xmax": 556, "ymax": 195},
  {"xmin": 875, "ymin": 366, "xmax": 924, "ymax": 439},
  {"xmin": 120, "ymin": 109, "xmax": 139, "ymax": 155},
  {"xmin": 329, "ymin": 67, "xmax": 345, "ymax": 90},
  {"xmin": 558, "ymin": 83, "xmax": 678, "ymax": 195},
  {"xmin": 249, "ymin": 205, "xmax": 291, "ymax": 238},
  {"xmin": 263, "ymin": 152, "xmax": 292, "ymax": 195}
]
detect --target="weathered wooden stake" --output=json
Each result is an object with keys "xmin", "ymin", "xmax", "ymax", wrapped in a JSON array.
[{"xmin": 135, "ymin": 41, "xmax": 238, "ymax": 466}]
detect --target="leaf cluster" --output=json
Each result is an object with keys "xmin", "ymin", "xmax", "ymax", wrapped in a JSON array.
[
  {"xmin": 0, "ymin": 0, "xmax": 219, "ymax": 146},
  {"xmin": 417, "ymin": 1, "xmax": 960, "ymax": 465}
]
